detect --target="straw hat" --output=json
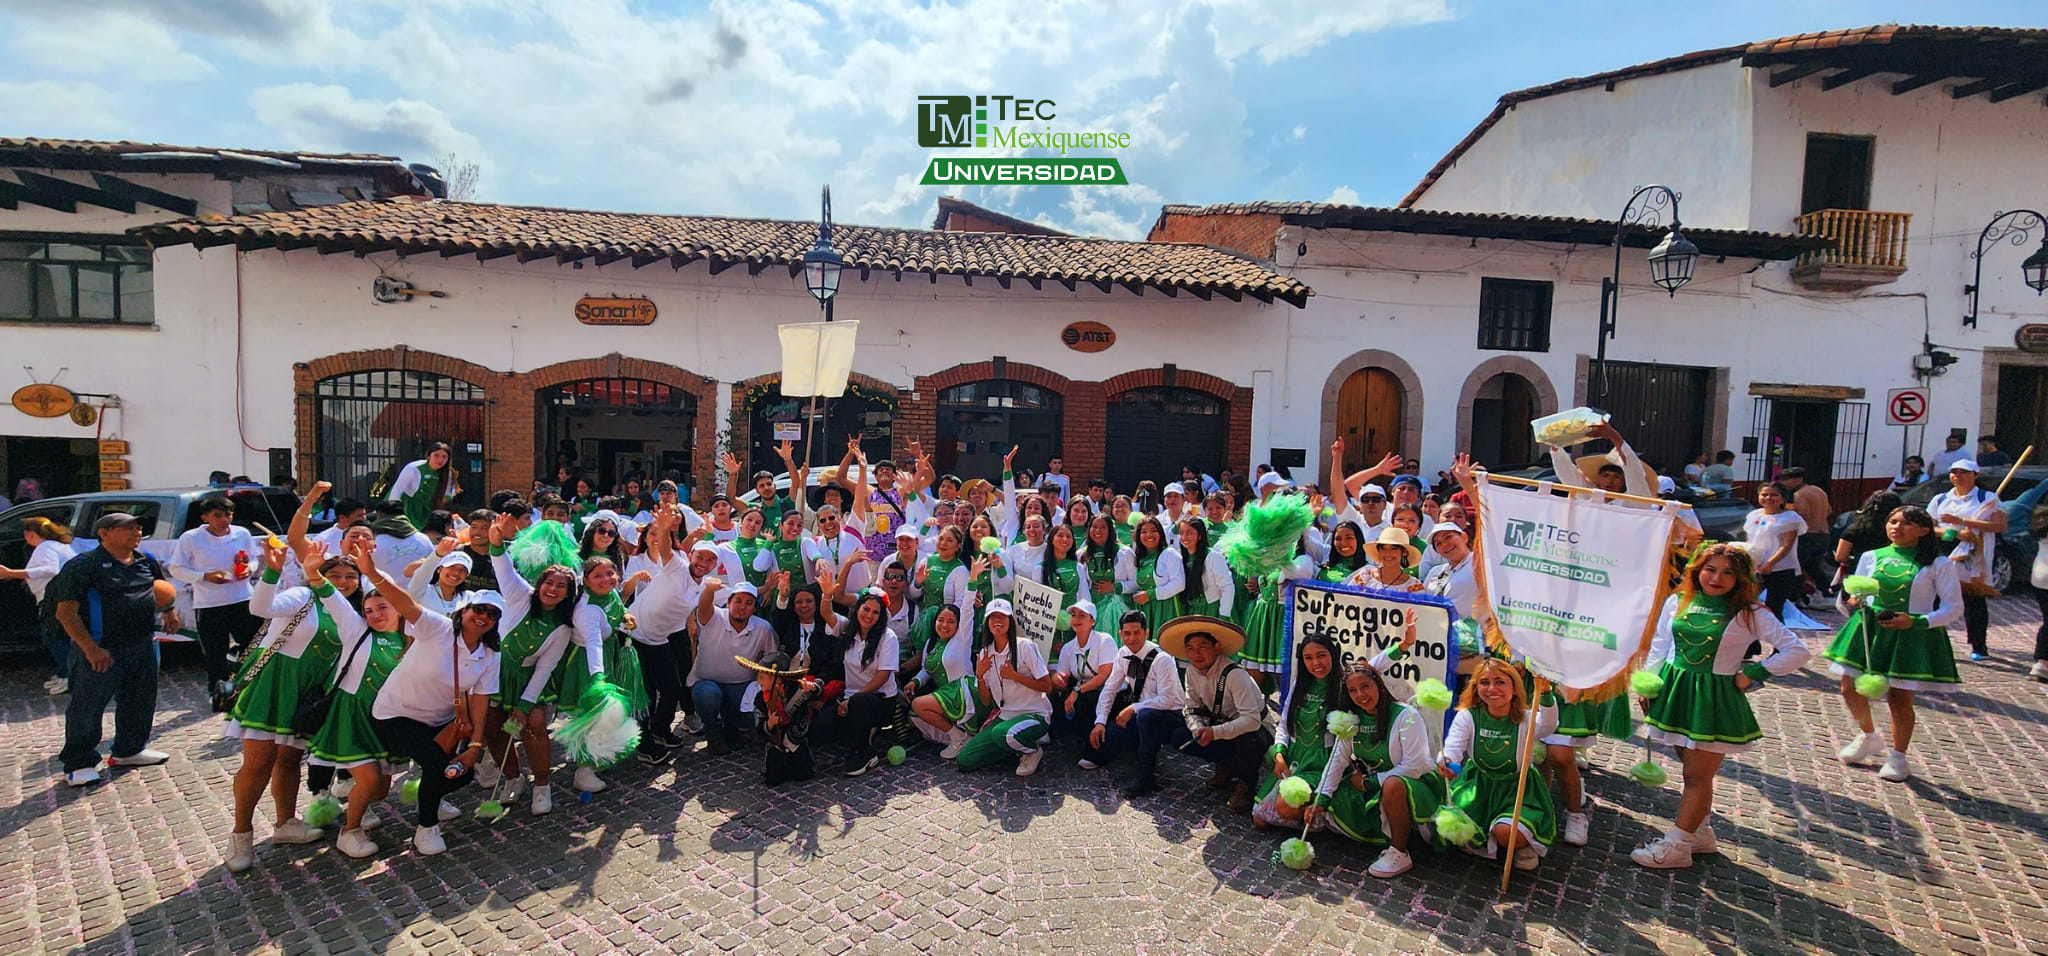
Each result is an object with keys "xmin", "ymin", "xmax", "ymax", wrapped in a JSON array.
[
  {"xmin": 735, "ymin": 650, "xmax": 807, "ymax": 678},
  {"xmin": 959, "ymin": 477, "xmax": 994, "ymax": 500},
  {"xmin": 1370, "ymin": 526, "xmax": 1423, "ymax": 569},
  {"xmin": 1573, "ymin": 451, "xmax": 1658, "ymax": 492},
  {"xmin": 1158, "ymin": 615, "xmax": 1247, "ymax": 661}
]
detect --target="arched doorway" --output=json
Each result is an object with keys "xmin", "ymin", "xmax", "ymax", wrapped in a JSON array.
[
  {"xmin": 1335, "ymin": 368, "xmax": 1405, "ymax": 475},
  {"xmin": 1105, "ymin": 386, "xmax": 1227, "ymax": 492},
  {"xmin": 740, "ymin": 379, "xmax": 896, "ymax": 476},
  {"xmin": 1469, "ymin": 372, "xmax": 1540, "ymax": 470},
  {"xmin": 937, "ymin": 381, "xmax": 1061, "ymax": 481},
  {"xmin": 316, "ymin": 369, "xmax": 485, "ymax": 508},
  {"xmin": 538, "ymin": 379, "xmax": 697, "ymax": 494}
]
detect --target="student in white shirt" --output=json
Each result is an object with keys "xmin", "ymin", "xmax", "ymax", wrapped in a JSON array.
[
  {"xmin": 0, "ymin": 516, "xmax": 78, "ymax": 691},
  {"xmin": 406, "ymin": 543, "xmax": 475, "ymax": 617},
  {"xmin": 835, "ymin": 591, "xmax": 901, "ymax": 777},
  {"xmin": 1927, "ymin": 460, "xmax": 2005, "ymax": 660},
  {"xmin": 1049, "ymin": 601, "xmax": 1118, "ymax": 740},
  {"xmin": 1744, "ymin": 484, "xmax": 1808, "ymax": 621},
  {"xmin": 370, "ymin": 583, "xmax": 503, "ymax": 859},
  {"xmin": 686, "ymin": 579, "xmax": 778, "ymax": 755},
  {"xmin": 170, "ymin": 496, "xmax": 262, "ymax": 708},
  {"xmin": 803, "ymin": 506, "xmax": 871, "ymax": 607},
  {"xmin": 955, "ymin": 600, "xmax": 1055, "ymax": 776},
  {"xmin": 1085, "ymin": 610, "xmax": 1189, "ymax": 797}
]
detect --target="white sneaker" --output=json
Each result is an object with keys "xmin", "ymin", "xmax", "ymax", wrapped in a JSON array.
[
  {"xmin": 1368, "ymin": 847, "xmax": 1413, "ymax": 878},
  {"xmin": 45, "ymin": 677, "xmax": 67, "ymax": 696},
  {"xmin": 1573, "ymin": 749, "xmax": 1589, "ymax": 770},
  {"xmin": 437, "ymin": 799, "xmax": 460, "ymax": 822},
  {"xmin": 531, "ymin": 785, "xmax": 553, "ymax": 816},
  {"xmin": 682, "ymin": 714, "xmax": 705, "ymax": 735},
  {"xmin": 336, "ymin": 829, "xmax": 378, "ymax": 859},
  {"xmin": 1632, "ymin": 829, "xmax": 1695, "ymax": 869},
  {"xmin": 271, "ymin": 818, "xmax": 325, "ymax": 844},
  {"xmin": 2029, "ymin": 661, "xmax": 2048, "ymax": 681},
  {"xmin": 66, "ymin": 766, "xmax": 102, "ymax": 787},
  {"xmin": 1512, "ymin": 844, "xmax": 1540, "ymax": 871},
  {"xmin": 1692, "ymin": 823, "xmax": 1719, "ymax": 855},
  {"xmin": 1562, "ymin": 812, "xmax": 1591, "ymax": 846},
  {"xmin": 412, "ymin": 825, "xmax": 447, "ymax": 856},
  {"xmin": 1837, "ymin": 731, "xmax": 1886, "ymax": 765},
  {"xmin": 1015, "ymin": 749, "xmax": 1043, "ymax": 777},
  {"xmin": 108, "ymin": 748, "xmax": 169, "ymax": 767},
  {"xmin": 475, "ymin": 757, "xmax": 501, "ymax": 788},
  {"xmin": 572, "ymin": 766, "xmax": 607, "ymax": 793},
  {"xmin": 1878, "ymin": 750, "xmax": 1913, "ymax": 782},
  {"xmin": 940, "ymin": 727, "xmax": 970, "ymax": 760},
  {"xmin": 1077, "ymin": 758, "xmax": 1099, "ymax": 770},
  {"xmin": 360, "ymin": 809, "xmax": 383, "ymax": 830},
  {"xmin": 500, "ymin": 775, "xmax": 528, "ymax": 802},
  {"xmin": 329, "ymin": 776, "xmax": 354, "ymax": 800},
  {"xmin": 225, "ymin": 831, "xmax": 255, "ymax": 872}
]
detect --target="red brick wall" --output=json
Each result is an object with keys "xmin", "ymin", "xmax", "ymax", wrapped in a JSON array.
[
  {"xmin": 1145, "ymin": 212, "xmax": 1283, "ymax": 261},
  {"xmin": 728, "ymin": 371, "xmax": 907, "ymax": 471}
]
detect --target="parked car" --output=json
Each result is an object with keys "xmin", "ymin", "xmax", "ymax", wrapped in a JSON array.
[
  {"xmin": 0, "ymin": 486, "xmax": 305, "ymax": 656},
  {"xmin": 1828, "ymin": 466, "xmax": 2048, "ymax": 594},
  {"xmin": 1490, "ymin": 464, "xmax": 1750, "ymax": 541}
]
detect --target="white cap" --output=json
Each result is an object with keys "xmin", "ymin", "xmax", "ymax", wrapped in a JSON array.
[
  {"xmin": 895, "ymin": 526, "xmax": 921, "ymax": 540},
  {"xmin": 1428, "ymin": 522, "xmax": 1467, "ymax": 541},
  {"xmin": 463, "ymin": 590, "xmax": 507, "ymax": 613},
  {"xmin": 1949, "ymin": 459, "xmax": 1981, "ymax": 473},
  {"xmin": 437, "ymin": 551, "xmax": 474, "ymax": 572},
  {"xmin": 691, "ymin": 541, "xmax": 721, "ymax": 556},
  {"xmin": 1069, "ymin": 599, "xmax": 1098, "ymax": 620},
  {"xmin": 1256, "ymin": 473, "xmax": 1289, "ymax": 493},
  {"xmin": 727, "ymin": 581, "xmax": 759, "ymax": 599},
  {"xmin": 1657, "ymin": 475, "xmax": 1678, "ymax": 494},
  {"xmin": 985, "ymin": 598, "xmax": 1014, "ymax": 617},
  {"xmin": 1357, "ymin": 483, "xmax": 1388, "ymax": 500}
]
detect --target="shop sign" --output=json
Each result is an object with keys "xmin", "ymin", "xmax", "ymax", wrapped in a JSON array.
[
  {"xmin": 2016, "ymin": 324, "xmax": 2048, "ymax": 353},
  {"xmin": 99, "ymin": 478, "xmax": 129, "ymax": 491},
  {"xmin": 1061, "ymin": 321, "xmax": 1115, "ymax": 352},
  {"xmin": 11, "ymin": 383, "xmax": 76, "ymax": 418},
  {"xmin": 575, "ymin": 296, "xmax": 658, "ymax": 326},
  {"xmin": 99, "ymin": 440, "xmax": 130, "ymax": 456},
  {"xmin": 99, "ymin": 458, "xmax": 130, "ymax": 475}
]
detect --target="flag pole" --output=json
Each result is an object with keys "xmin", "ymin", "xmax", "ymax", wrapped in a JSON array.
[{"xmin": 1500, "ymin": 674, "xmax": 1547, "ymax": 892}]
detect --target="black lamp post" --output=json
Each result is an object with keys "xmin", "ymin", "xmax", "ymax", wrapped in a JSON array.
[
  {"xmin": 1964, "ymin": 209, "xmax": 2048, "ymax": 328},
  {"xmin": 799, "ymin": 186, "xmax": 845, "ymax": 471},
  {"xmin": 1592, "ymin": 184, "xmax": 1699, "ymax": 405}
]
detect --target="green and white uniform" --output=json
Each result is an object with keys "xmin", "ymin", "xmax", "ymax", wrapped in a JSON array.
[
  {"xmin": 1084, "ymin": 545, "xmax": 1130, "ymax": 633},
  {"xmin": 954, "ymin": 638, "xmax": 1053, "ymax": 772},
  {"xmin": 1315, "ymin": 703, "xmax": 1445, "ymax": 843},
  {"xmin": 492, "ymin": 548, "xmax": 572, "ymax": 710},
  {"xmin": 386, "ymin": 459, "xmax": 447, "ymax": 530},
  {"xmin": 1824, "ymin": 547, "xmax": 1964, "ymax": 692},
  {"xmin": 1236, "ymin": 555, "xmax": 1314, "ymax": 674},
  {"xmin": 1119, "ymin": 547, "xmax": 1185, "ymax": 639},
  {"xmin": 1642, "ymin": 593, "xmax": 1811, "ymax": 754},
  {"xmin": 309, "ymin": 619, "xmax": 408, "ymax": 770},
  {"xmin": 1441, "ymin": 701, "xmax": 1559, "ymax": 857},
  {"xmin": 224, "ymin": 570, "xmax": 347, "ymax": 750},
  {"xmin": 1252, "ymin": 675, "xmax": 1337, "ymax": 825},
  {"xmin": 1180, "ymin": 546, "xmax": 1235, "ymax": 620}
]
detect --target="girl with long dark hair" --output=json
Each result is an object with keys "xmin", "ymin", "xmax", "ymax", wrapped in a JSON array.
[
  {"xmin": 388, "ymin": 442, "xmax": 461, "ymax": 529},
  {"xmin": 483, "ymin": 514, "xmax": 581, "ymax": 815},
  {"xmin": 909, "ymin": 605, "xmax": 980, "ymax": 757},
  {"xmin": 1083, "ymin": 513, "xmax": 1130, "ymax": 629},
  {"xmin": 1251, "ymin": 634, "xmax": 1345, "ymax": 828},
  {"xmin": 836, "ymin": 592, "xmax": 900, "ymax": 776},
  {"xmin": 578, "ymin": 514, "xmax": 627, "ymax": 570},
  {"xmin": 1306, "ymin": 664, "xmax": 1443, "ymax": 879},
  {"xmin": 1824, "ymin": 505, "xmax": 1961, "ymax": 784},
  {"xmin": 1119, "ymin": 515, "xmax": 1185, "ymax": 639},
  {"xmin": 957, "ymin": 600, "xmax": 1055, "ymax": 775},
  {"xmin": 305, "ymin": 559, "xmax": 412, "ymax": 859},
  {"xmin": 1316, "ymin": 521, "xmax": 1370, "ymax": 583},
  {"xmin": 1176, "ymin": 518, "xmax": 1234, "ymax": 620}
]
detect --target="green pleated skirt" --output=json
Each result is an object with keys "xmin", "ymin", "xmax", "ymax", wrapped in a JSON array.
[
  {"xmin": 1823, "ymin": 610, "xmax": 1959, "ymax": 692},
  {"xmin": 1640, "ymin": 661, "xmax": 1762, "ymax": 754},
  {"xmin": 1327, "ymin": 772, "xmax": 1446, "ymax": 844}
]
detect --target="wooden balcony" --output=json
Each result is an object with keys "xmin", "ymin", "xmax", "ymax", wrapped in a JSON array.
[{"xmin": 1791, "ymin": 208, "xmax": 1911, "ymax": 290}]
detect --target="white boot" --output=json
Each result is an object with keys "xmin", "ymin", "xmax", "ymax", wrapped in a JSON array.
[
  {"xmin": 572, "ymin": 765, "xmax": 607, "ymax": 793},
  {"xmin": 225, "ymin": 831, "xmax": 255, "ymax": 872},
  {"xmin": 940, "ymin": 727, "xmax": 970, "ymax": 760}
]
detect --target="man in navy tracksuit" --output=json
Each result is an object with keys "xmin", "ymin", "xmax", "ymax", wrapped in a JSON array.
[{"xmin": 51, "ymin": 512, "xmax": 179, "ymax": 787}]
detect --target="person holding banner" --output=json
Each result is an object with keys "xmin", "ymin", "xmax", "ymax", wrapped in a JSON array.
[
  {"xmin": 1175, "ymin": 519, "xmax": 1235, "ymax": 621},
  {"xmin": 1927, "ymin": 460, "xmax": 2004, "ymax": 661},
  {"xmin": 1308, "ymin": 665, "xmax": 1444, "ymax": 878},
  {"xmin": 1632, "ymin": 543, "xmax": 1811, "ymax": 868},
  {"xmin": 1252, "ymin": 634, "xmax": 1344, "ymax": 827},
  {"xmin": 907, "ymin": 604, "xmax": 980, "ymax": 758},
  {"xmin": 1439, "ymin": 658, "xmax": 1558, "ymax": 871},
  {"xmin": 1824, "ymin": 506, "xmax": 1963, "ymax": 783},
  {"xmin": 1119, "ymin": 516, "xmax": 1186, "ymax": 639},
  {"xmin": 957, "ymin": 600, "xmax": 1054, "ymax": 776},
  {"xmin": 1049, "ymin": 601, "xmax": 1115, "ymax": 742}
]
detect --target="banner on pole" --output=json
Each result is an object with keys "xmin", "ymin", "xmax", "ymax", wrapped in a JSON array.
[
  {"xmin": 1011, "ymin": 576, "xmax": 1063, "ymax": 661},
  {"xmin": 1472, "ymin": 482, "xmax": 1678, "ymax": 687},
  {"xmin": 778, "ymin": 320, "xmax": 860, "ymax": 398},
  {"xmin": 1285, "ymin": 580, "xmax": 1459, "ymax": 747}
]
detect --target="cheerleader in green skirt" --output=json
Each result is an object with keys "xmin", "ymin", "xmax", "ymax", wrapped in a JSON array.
[
  {"xmin": 306, "ymin": 573, "xmax": 409, "ymax": 859},
  {"xmin": 537, "ymin": 556, "xmax": 641, "ymax": 796},
  {"xmin": 909, "ymin": 604, "xmax": 981, "ymax": 756},
  {"xmin": 224, "ymin": 539, "xmax": 363, "ymax": 871},
  {"xmin": 1175, "ymin": 519, "xmax": 1234, "ymax": 621},
  {"xmin": 1119, "ymin": 516, "xmax": 1185, "ymax": 640},
  {"xmin": 1823, "ymin": 505, "xmax": 1963, "ymax": 785},
  {"xmin": 1632, "ymin": 543, "xmax": 1811, "ymax": 869},
  {"xmin": 1307, "ymin": 665, "xmax": 1445, "ymax": 879},
  {"xmin": 1082, "ymin": 514, "xmax": 1130, "ymax": 632},
  {"xmin": 1235, "ymin": 551, "xmax": 1315, "ymax": 686},
  {"xmin": 485, "ymin": 515, "xmax": 581, "ymax": 815},
  {"xmin": 909, "ymin": 527, "xmax": 972, "ymax": 663},
  {"xmin": 385, "ymin": 444, "xmax": 460, "ymax": 531},
  {"xmin": 1252, "ymin": 635, "xmax": 1343, "ymax": 827},
  {"xmin": 1438, "ymin": 657, "xmax": 1559, "ymax": 872}
]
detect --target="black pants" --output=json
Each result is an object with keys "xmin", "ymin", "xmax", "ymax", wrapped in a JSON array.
[
  {"xmin": 2033, "ymin": 584, "xmax": 2048, "ymax": 662},
  {"xmin": 1761, "ymin": 569, "xmax": 1799, "ymax": 622},
  {"xmin": 1050, "ymin": 686, "xmax": 1100, "ymax": 741},
  {"xmin": 374, "ymin": 716, "xmax": 476, "ymax": 828},
  {"xmin": 666, "ymin": 629, "xmax": 696, "ymax": 716},
  {"xmin": 1964, "ymin": 593, "xmax": 1990, "ymax": 655},
  {"xmin": 1185, "ymin": 726, "xmax": 1275, "ymax": 787},
  {"xmin": 635, "ymin": 641, "xmax": 684, "ymax": 743},
  {"xmin": 843, "ymin": 692, "xmax": 893, "ymax": 760},
  {"xmin": 198, "ymin": 601, "xmax": 263, "ymax": 685},
  {"xmin": 1097, "ymin": 707, "xmax": 1189, "ymax": 788}
]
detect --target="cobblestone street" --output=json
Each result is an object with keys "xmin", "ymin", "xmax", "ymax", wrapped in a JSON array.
[{"xmin": 3, "ymin": 601, "xmax": 2046, "ymax": 955}]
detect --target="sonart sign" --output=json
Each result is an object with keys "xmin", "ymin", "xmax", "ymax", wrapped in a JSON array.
[{"xmin": 574, "ymin": 296, "xmax": 658, "ymax": 326}]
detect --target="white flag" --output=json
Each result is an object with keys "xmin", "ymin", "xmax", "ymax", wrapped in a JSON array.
[{"xmin": 778, "ymin": 320, "xmax": 860, "ymax": 398}]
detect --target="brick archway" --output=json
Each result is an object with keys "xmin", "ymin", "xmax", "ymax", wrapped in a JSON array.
[
  {"xmin": 1454, "ymin": 356, "xmax": 1559, "ymax": 469},
  {"xmin": 901, "ymin": 361, "xmax": 1093, "ymax": 481},
  {"xmin": 292, "ymin": 347, "xmax": 501, "ymax": 495},
  {"xmin": 1318, "ymin": 349, "xmax": 1425, "ymax": 488},
  {"xmin": 729, "ymin": 371, "xmax": 905, "ymax": 476},
  {"xmin": 517, "ymin": 355, "xmax": 721, "ymax": 500},
  {"xmin": 1102, "ymin": 367, "xmax": 1254, "ymax": 479}
]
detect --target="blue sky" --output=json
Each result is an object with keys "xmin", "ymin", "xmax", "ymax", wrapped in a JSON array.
[{"xmin": 1, "ymin": 1, "xmax": 2040, "ymax": 238}]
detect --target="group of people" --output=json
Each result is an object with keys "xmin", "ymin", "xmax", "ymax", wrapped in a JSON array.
[{"xmin": 22, "ymin": 422, "xmax": 2024, "ymax": 883}]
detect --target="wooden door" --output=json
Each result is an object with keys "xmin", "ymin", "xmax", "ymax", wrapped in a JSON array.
[{"xmin": 1337, "ymin": 368, "xmax": 1403, "ymax": 474}]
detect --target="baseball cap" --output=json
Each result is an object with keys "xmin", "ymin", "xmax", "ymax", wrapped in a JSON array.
[
  {"xmin": 1428, "ymin": 523, "xmax": 1468, "ymax": 542},
  {"xmin": 895, "ymin": 526, "xmax": 921, "ymax": 540},
  {"xmin": 1255, "ymin": 473, "xmax": 1289, "ymax": 493},
  {"xmin": 690, "ymin": 541, "xmax": 721, "ymax": 556},
  {"xmin": 463, "ymin": 591, "xmax": 507, "ymax": 614},
  {"xmin": 1358, "ymin": 483, "xmax": 1388, "ymax": 500},
  {"xmin": 985, "ymin": 598, "xmax": 1014, "ymax": 617},
  {"xmin": 1390, "ymin": 474, "xmax": 1425, "ymax": 492},
  {"xmin": 1069, "ymin": 599, "xmax": 1098, "ymax": 621},
  {"xmin": 94, "ymin": 512, "xmax": 141, "ymax": 533},
  {"xmin": 1949, "ymin": 459, "xmax": 1981, "ymax": 473},
  {"xmin": 727, "ymin": 581, "xmax": 759, "ymax": 599},
  {"xmin": 437, "ymin": 551, "xmax": 474, "ymax": 572},
  {"xmin": 1656, "ymin": 476, "xmax": 1678, "ymax": 495}
]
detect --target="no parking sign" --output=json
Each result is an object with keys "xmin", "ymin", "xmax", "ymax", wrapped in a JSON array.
[{"xmin": 1887, "ymin": 387, "xmax": 1929, "ymax": 427}]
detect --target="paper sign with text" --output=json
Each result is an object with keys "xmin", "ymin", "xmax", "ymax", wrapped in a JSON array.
[
  {"xmin": 1011, "ymin": 576, "xmax": 1064, "ymax": 661},
  {"xmin": 1285, "ymin": 579, "xmax": 1459, "ymax": 745}
]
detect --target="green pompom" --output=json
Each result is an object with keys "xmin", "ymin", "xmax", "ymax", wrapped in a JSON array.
[
  {"xmin": 1325, "ymin": 711, "xmax": 1361, "ymax": 739},
  {"xmin": 503, "ymin": 718, "xmax": 525, "ymax": 735},
  {"xmin": 399, "ymin": 777, "xmax": 420, "ymax": 805},
  {"xmin": 1855, "ymin": 673, "xmax": 1891, "ymax": 699},
  {"xmin": 1630, "ymin": 760, "xmax": 1669, "ymax": 787},
  {"xmin": 886, "ymin": 745, "xmax": 907, "ymax": 766},
  {"xmin": 1452, "ymin": 619, "xmax": 1481, "ymax": 656},
  {"xmin": 1277, "ymin": 776, "xmax": 1313, "ymax": 809},
  {"xmin": 1432, "ymin": 806, "xmax": 1481, "ymax": 847},
  {"xmin": 978, "ymin": 536, "xmax": 1002, "ymax": 555},
  {"xmin": 474, "ymin": 799, "xmax": 507, "ymax": 822},
  {"xmin": 303, "ymin": 795, "xmax": 341, "ymax": 829},
  {"xmin": 1630, "ymin": 669, "xmax": 1667, "ymax": 700},
  {"xmin": 1277, "ymin": 837, "xmax": 1315, "ymax": 871},
  {"xmin": 1841, "ymin": 575, "xmax": 1881, "ymax": 598},
  {"xmin": 1125, "ymin": 511, "xmax": 1144, "ymax": 528},
  {"xmin": 1414, "ymin": 678, "xmax": 1454, "ymax": 711}
]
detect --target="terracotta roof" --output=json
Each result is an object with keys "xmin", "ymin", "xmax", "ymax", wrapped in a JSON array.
[
  {"xmin": 1400, "ymin": 24, "xmax": 2048, "ymax": 208},
  {"xmin": 0, "ymin": 138, "xmax": 404, "ymax": 172},
  {"xmin": 931, "ymin": 196, "xmax": 1071, "ymax": 237},
  {"xmin": 134, "ymin": 199, "xmax": 1312, "ymax": 306},
  {"xmin": 1157, "ymin": 202, "xmax": 1828, "ymax": 261}
]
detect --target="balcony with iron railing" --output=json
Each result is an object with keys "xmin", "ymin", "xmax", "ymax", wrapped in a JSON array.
[{"xmin": 1790, "ymin": 208, "xmax": 1912, "ymax": 290}]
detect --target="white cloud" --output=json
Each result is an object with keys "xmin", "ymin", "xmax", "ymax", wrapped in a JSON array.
[
  {"xmin": 4, "ymin": 12, "xmax": 215, "ymax": 80},
  {"xmin": 248, "ymin": 84, "xmax": 487, "ymax": 164},
  {"xmin": 1325, "ymin": 185, "xmax": 1360, "ymax": 205},
  {"xmin": 1293, "ymin": 126, "xmax": 1308, "ymax": 140},
  {"xmin": 0, "ymin": 81, "xmax": 127, "ymax": 136}
]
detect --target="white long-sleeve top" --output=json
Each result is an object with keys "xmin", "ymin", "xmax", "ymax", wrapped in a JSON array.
[
  {"xmin": 169, "ymin": 525, "xmax": 256, "ymax": 609},
  {"xmin": 1644, "ymin": 594, "xmax": 1812, "ymax": 678},
  {"xmin": 491, "ymin": 549, "xmax": 572, "ymax": 652},
  {"xmin": 1116, "ymin": 547, "xmax": 1185, "ymax": 603},
  {"xmin": 518, "ymin": 595, "xmax": 611, "ymax": 703},
  {"xmin": 249, "ymin": 575, "xmax": 342, "ymax": 658},
  {"xmin": 406, "ymin": 554, "xmax": 472, "ymax": 617},
  {"xmin": 803, "ymin": 530, "xmax": 871, "ymax": 594},
  {"xmin": 1317, "ymin": 706, "xmax": 1434, "ymax": 797},
  {"xmin": 622, "ymin": 551, "xmax": 690, "ymax": 645},
  {"xmin": 1181, "ymin": 659, "xmax": 1266, "ymax": 740},
  {"xmin": 917, "ymin": 629, "xmax": 975, "ymax": 686},
  {"xmin": 1179, "ymin": 546, "xmax": 1235, "ymax": 618},
  {"xmin": 1439, "ymin": 701, "xmax": 1558, "ymax": 765},
  {"xmin": 1551, "ymin": 440, "xmax": 1702, "ymax": 533},
  {"xmin": 1003, "ymin": 540, "xmax": 1045, "ymax": 594},
  {"xmin": 385, "ymin": 460, "xmax": 431, "ymax": 501},
  {"xmin": 1832, "ymin": 551, "xmax": 1967, "ymax": 630},
  {"xmin": 916, "ymin": 556, "xmax": 974, "ymax": 613},
  {"xmin": 1094, "ymin": 640, "xmax": 1187, "ymax": 724},
  {"xmin": 24, "ymin": 539, "xmax": 76, "ymax": 602}
]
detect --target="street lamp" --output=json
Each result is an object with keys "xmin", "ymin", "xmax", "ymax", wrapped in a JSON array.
[
  {"xmin": 802, "ymin": 185, "xmax": 845, "ymax": 319},
  {"xmin": 1965, "ymin": 209, "xmax": 2048, "ymax": 328},
  {"xmin": 1592, "ymin": 184, "xmax": 1698, "ymax": 405}
]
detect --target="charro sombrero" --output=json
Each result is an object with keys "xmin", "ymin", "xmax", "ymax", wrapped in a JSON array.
[
  {"xmin": 1158, "ymin": 615, "xmax": 1247, "ymax": 661},
  {"xmin": 735, "ymin": 650, "xmax": 807, "ymax": 678}
]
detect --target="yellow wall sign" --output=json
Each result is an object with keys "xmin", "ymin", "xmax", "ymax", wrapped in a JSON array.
[
  {"xmin": 99, "ymin": 478, "xmax": 129, "ymax": 491},
  {"xmin": 99, "ymin": 458, "xmax": 130, "ymax": 475},
  {"xmin": 575, "ymin": 296, "xmax": 658, "ymax": 326},
  {"xmin": 11, "ymin": 383, "xmax": 76, "ymax": 418},
  {"xmin": 98, "ymin": 440, "xmax": 129, "ymax": 456}
]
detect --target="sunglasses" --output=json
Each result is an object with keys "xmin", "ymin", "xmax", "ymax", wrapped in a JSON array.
[{"xmin": 593, "ymin": 526, "xmax": 616, "ymax": 536}]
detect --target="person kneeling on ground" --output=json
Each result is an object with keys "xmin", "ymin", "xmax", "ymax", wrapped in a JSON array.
[
  {"xmin": 1085, "ymin": 611, "xmax": 1187, "ymax": 798},
  {"xmin": 743, "ymin": 649, "xmax": 820, "ymax": 785},
  {"xmin": 1162, "ymin": 615, "xmax": 1272, "ymax": 813}
]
